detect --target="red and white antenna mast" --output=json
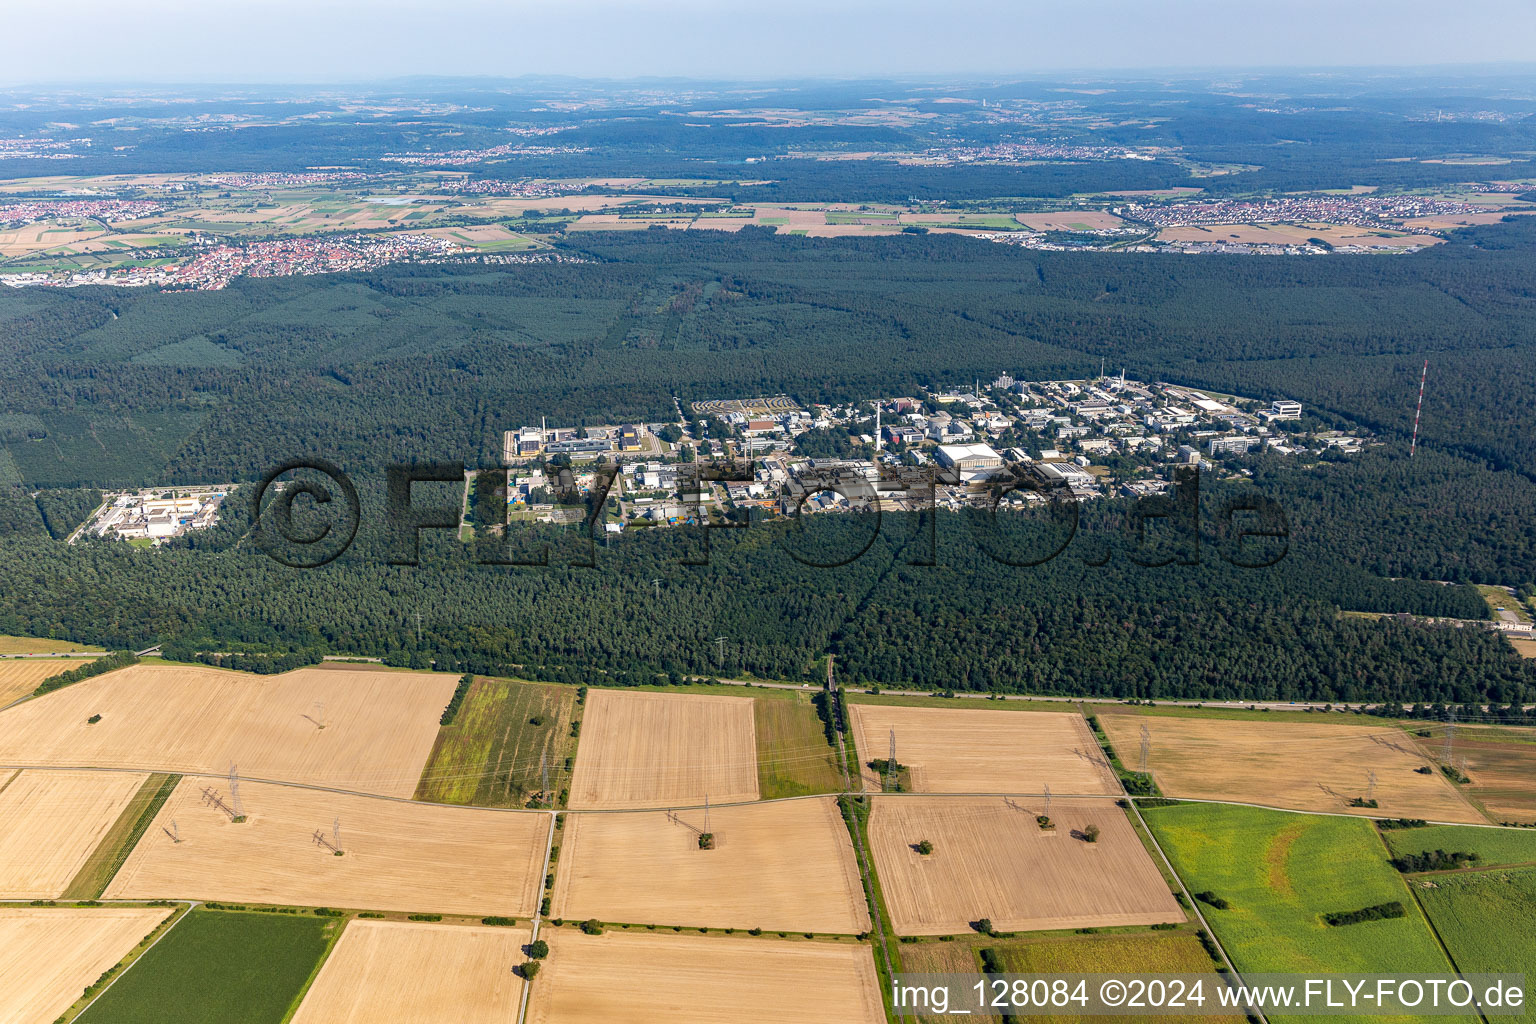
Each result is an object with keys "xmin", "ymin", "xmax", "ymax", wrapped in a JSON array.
[{"xmin": 1410, "ymin": 359, "xmax": 1428, "ymax": 457}]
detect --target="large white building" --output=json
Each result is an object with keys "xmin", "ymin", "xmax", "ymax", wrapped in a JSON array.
[{"xmin": 935, "ymin": 442, "xmax": 1003, "ymax": 476}]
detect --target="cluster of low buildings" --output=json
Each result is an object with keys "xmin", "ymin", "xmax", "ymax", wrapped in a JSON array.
[
  {"xmin": 165, "ymin": 233, "xmax": 466, "ymax": 289},
  {"xmin": 81, "ymin": 489, "xmax": 226, "ymax": 544},
  {"xmin": 0, "ymin": 198, "xmax": 164, "ymax": 226},
  {"xmin": 196, "ymin": 171, "xmax": 368, "ymax": 189},
  {"xmin": 448, "ymin": 178, "xmax": 590, "ymax": 197},
  {"xmin": 930, "ymin": 139, "xmax": 1156, "ymax": 163},
  {"xmin": 1121, "ymin": 194, "xmax": 1490, "ymax": 229},
  {"xmin": 505, "ymin": 422, "xmax": 652, "ymax": 461},
  {"xmin": 0, "ymin": 137, "xmax": 89, "ymax": 160},
  {"xmin": 499, "ymin": 376, "xmax": 1376, "ymax": 530},
  {"xmin": 2, "ymin": 232, "xmax": 467, "ymax": 290},
  {"xmin": 382, "ymin": 140, "xmax": 591, "ymax": 166}
]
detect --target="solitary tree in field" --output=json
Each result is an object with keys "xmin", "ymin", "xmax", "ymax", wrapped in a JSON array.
[
  {"xmin": 528, "ymin": 939, "xmax": 549, "ymax": 959},
  {"xmin": 1084, "ymin": 824, "xmax": 1100, "ymax": 843},
  {"xmin": 915, "ymin": 839, "xmax": 934, "ymax": 855},
  {"xmin": 520, "ymin": 961, "xmax": 541, "ymax": 980}
]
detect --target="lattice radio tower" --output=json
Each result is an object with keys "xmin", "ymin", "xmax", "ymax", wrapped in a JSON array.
[
  {"xmin": 1043, "ymin": 783, "xmax": 1052, "ymax": 820},
  {"xmin": 540, "ymin": 751, "xmax": 550, "ymax": 806},
  {"xmin": 887, "ymin": 728, "xmax": 897, "ymax": 792},
  {"xmin": 1367, "ymin": 770, "xmax": 1378, "ymax": 804},
  {"xmin": 704, "ymin": 794, "xmax": 711, "ymax": 836},
  {"xmin": 1442, "ymin": 707, "xmax": 1456, "ymax": 764},
  {"xmin": 1410, "ymin": 359, "xmax": 1429, "ymax": 457},
  {"xmin": 1139, "ymin": 724, "xmax": 1151, "ymax": 773},
  {"xmin": 229, "ymin": 764, "xmax": 246, "ymax": 821},
  {"xmin": 332, "ymin": 817, "xmax": 342, "ymax": 854}
]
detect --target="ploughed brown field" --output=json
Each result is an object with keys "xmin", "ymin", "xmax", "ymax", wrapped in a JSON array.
[
  {"xmin": 290, "ymin": 919, "xmax": 530, "ymax": 1024},
  {"xmin": 0, "ymin": 768, "xmax": 149, "ymax": 898},
  {"xmin": 1098, "ymin": 713, "xmax": 1486, "ymax": 823},
  {"xmin": 552, "ymin": 796, "xmax": 869, "ymax": 933},
  {"xmin": 0, "ymin": 664, "xmax": 455, "ymax": 798},
  {"xmin": 847, "ymin": 703, "xmax": 1118, "ymax": 795},
  {"xmin": 567, "ymin": 689, "xmax": 759, "ymax": 809},
  {"xmin": 1444, "ymin": 726, "xmax": 1536, "ymax": 821},
  {"xmin": 105, "ymin": 778, "xmax": 547, "ymax": 916},
  {"xmin": 525, "ymin": 929, "xmax": 885, "ymax": 1024},
  {"xmin": 868, "ymin": 795, "xmax": 1184, "ymax": 935},
  {"xmin": 0, "ymin": 906, "xmax": 170, "ymax": 1024}
]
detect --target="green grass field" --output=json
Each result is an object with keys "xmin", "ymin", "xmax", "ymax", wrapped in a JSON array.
[
  {"xmin": 1144, "ymin": 803, "xmax": 1465, "ymax": 1022},
  {"xmin": 1412, "ymin": 867, "xmax": 1536, "ymax": 1023},
  {"xmin": 63, "ymin": 773, "xmax": 179, "ymax": 899},
  {"xmin": 754, "ymin": 691, "xmax": 844, "ymax": 799},
  {"xmin": 413, "ymin": 675, "xmax": 577, "ymax": 807},
  {"xmin": 991, "ymin": 929, "xmax": 1219, "ymax": 974},
  {"xmin": 1381, "ymin": 824, "xmax": 1536, "ymax": 868},
  {"xmin": 76, "ymin": 909, "xmax": 333, "ymax": 1024}
]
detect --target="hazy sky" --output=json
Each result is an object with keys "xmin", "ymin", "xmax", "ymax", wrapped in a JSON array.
[{"xmin": 9, "ymin": 0, "xmax": 1536, "ymax": 84}]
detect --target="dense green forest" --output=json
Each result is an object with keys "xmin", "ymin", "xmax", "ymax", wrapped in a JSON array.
[
  {"xmin": 5, "ymin": 217, "xmax": 1536, "ymax": 489},
  {"xmin": 3, "ymin": 203, "xmax": 1536, "ymax": 703},
  {"xmin": 0, "ymin": 466, "xmax": 1532, "ymax": 704}
]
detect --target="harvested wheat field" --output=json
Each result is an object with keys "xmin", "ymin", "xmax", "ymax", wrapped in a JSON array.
[
  {"xmin": 552, "ymin": 797, "xmax": 868, "ymax": 933},
  {"xmin": 106, "ymin": 778, "xmax": 546, "ymax": 916},
  {"xmin": 0, "ymin": 658, "xmax": 90, "ymax": 708},
  {"xmin": 0, "ymin": 906, "xmax": 170, "ymax": 1024},
  {"xmin": 291, "ymin": 919, "xmax": 530, "ymax": 1024},
  {"xmin": 0, "ymin": 769, "xmax": 149, "ymax": 898},
  {"xmin": 0, "ymin": 664, "xmax": 456, "ymax": 797},
  {"xmin": 869, "ymin": 796, "xmax": 1182, "ymax": 936},
  {"xmin": 525, "ymin": 929, "xmax": 884, "ymax": 1024},
  {"xmin": 0, "ymin": 635, "xmax": 102, "ymax": 655},
  {"xmin": 1098, "ymin": 713, "xmax": 1485, "ymax": 822},
  {"xmin": 568, "ymin": 689, "xmax": 759, "ymax": 809},
  {"xmin": 847, "ymin": 703, "xmax": 1117, "ymax": 794}
]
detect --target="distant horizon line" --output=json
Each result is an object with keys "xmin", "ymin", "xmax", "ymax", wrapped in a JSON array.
[{"xmin": 6, "ymin": 62, "xmax": 1536, "ymax": 93}]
